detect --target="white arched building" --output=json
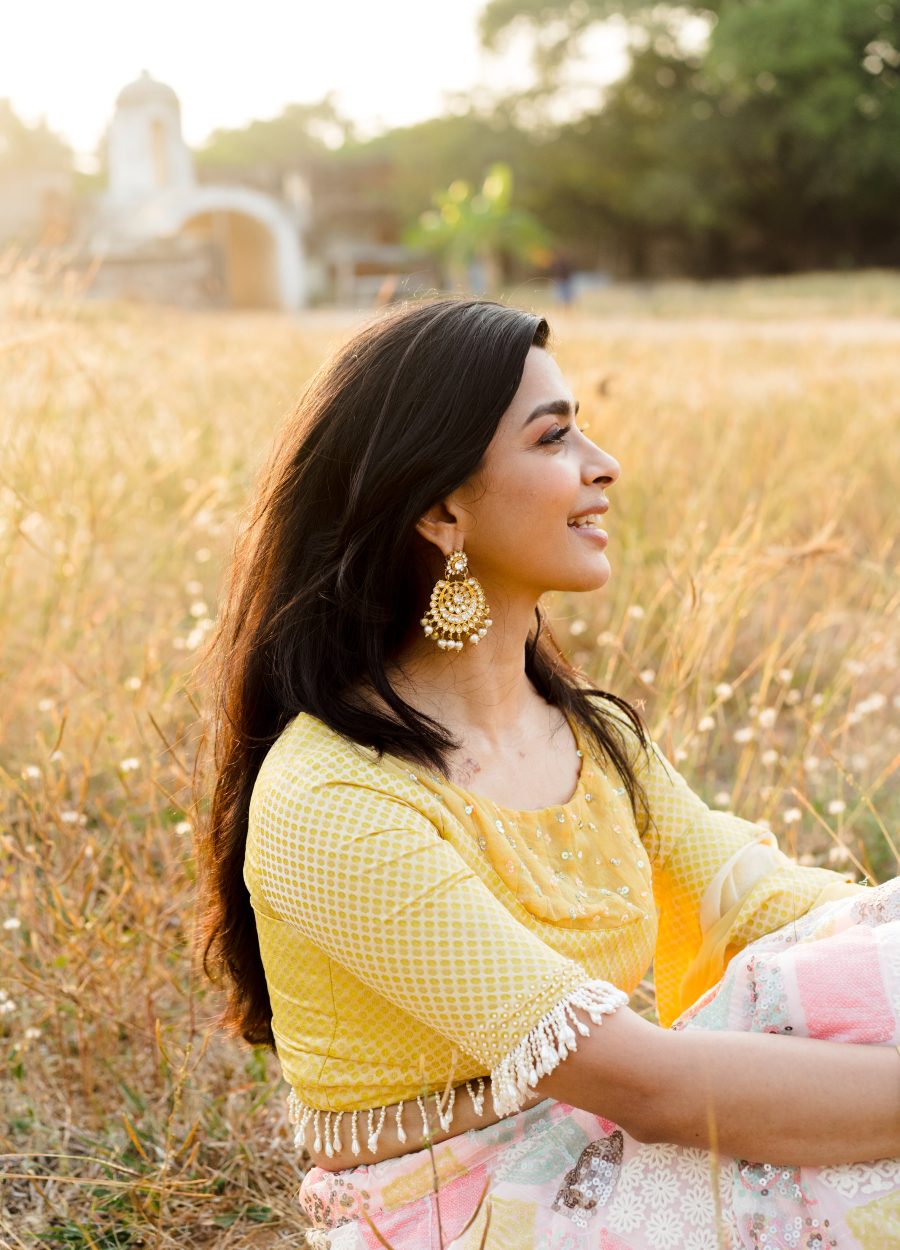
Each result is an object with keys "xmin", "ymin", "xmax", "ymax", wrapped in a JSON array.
[{"xmin": 91, "ymin": 71, "xmax": 308, "ymax": 309}]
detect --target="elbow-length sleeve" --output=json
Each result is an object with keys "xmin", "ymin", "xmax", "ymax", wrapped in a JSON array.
[
  {"xmin": 610, "ymin": 715, "xmax": 865, "ymax": 1028},
  {"xmin": 246, "ymin": 774, "xmax": 629, "ymax": 1116}
]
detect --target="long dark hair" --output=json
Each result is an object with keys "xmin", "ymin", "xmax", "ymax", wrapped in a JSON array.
[{"xmin": 194, "ymin": 296, "xmax": 654, "ymax": 1049}]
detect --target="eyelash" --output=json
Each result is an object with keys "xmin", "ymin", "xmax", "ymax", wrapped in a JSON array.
[
  {"xmin": 540, "ymin": 423, "xmax": 589, "ymax": 445},
  {"xmin": 540, "ymin": 424, "xmax": 571, "ymax": 445}
]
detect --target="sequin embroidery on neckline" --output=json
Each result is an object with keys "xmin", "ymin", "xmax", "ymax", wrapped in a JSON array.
[{"xmin": 381, "ymin": 708, "xmax": 590, "ymax": 818}]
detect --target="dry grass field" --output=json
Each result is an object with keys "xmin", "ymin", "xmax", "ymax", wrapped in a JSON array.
[{"xmin": 1, "ymin": 257, "xmax": 898, "ymax": 1248}]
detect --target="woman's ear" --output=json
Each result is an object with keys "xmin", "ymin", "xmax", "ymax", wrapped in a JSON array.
[{"xmin": 414, "ymin": 500, "xmax": 465, "ymax": 558}]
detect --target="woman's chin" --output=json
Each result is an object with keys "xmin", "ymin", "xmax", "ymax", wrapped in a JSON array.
[{"xmin": 549, "ymin": 553, "xmax": 612, "ymax": 594}]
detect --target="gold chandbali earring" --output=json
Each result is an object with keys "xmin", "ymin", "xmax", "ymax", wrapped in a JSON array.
[{"xmin": 420, "ymin": 549, "xmax": 493, "ymax": 652}]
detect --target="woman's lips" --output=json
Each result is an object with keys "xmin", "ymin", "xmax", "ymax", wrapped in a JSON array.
[{"xmin": 569, "ymin": 524, "xmax": 608, "ymax": 544}]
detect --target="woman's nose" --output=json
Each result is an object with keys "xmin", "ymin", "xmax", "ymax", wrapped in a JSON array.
[{"xmin": 586, "ymin": 447, "xmax": 620, "ymax": 488}]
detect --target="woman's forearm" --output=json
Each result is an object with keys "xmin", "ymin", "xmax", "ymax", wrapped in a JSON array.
[{"xmin": 651, "ymin": 1027, "xmax": 900, "ymax": 1167}]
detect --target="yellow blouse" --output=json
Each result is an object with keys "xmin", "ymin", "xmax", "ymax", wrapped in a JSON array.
[{"xmin": 243, "ymin": 698, "xmax": 862, "ymax": 1159}]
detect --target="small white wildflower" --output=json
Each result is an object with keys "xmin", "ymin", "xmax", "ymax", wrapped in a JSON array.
[
  {"xmin": 776, "ymin": 668, "xmax": 793, "ymax": 684},
  {"xmin": 827, "ymin": 845, "xmax": 850, "ymax": 866},
  {"xmin": 757, "ymin": 707, "xmax": 777, "ymax": 729},
  {"xmin": 24, "ymin": 1026, "xmax": 41, "ymax": 1040},
  {"xmin": 715, "ymin": 682, "xmax": 733, "ymax": 700},
  {"xmin": 123, "ymin": 676, "xmax": 142, "ymax": 691},
  {"xmin": 37, "ymin": 697, "xmax": 55, "ymax": 713},
  {"xmin": 185, "ymin": 579, "xmax": 204, "ymax": 595},
  {"xmin": 625, "ymin": 605, "xmax": 645, "ymax": 620},
  {"xmin": 0, "ymin": 999, "xmax": 15, "ymax": 1014},
  {"xmin": 803, "ymin": 755, "xmax": 821, "ymax": 772},
  {"xmin": 21, "ymin": 765, "xmax": 40, "ymax": 781},
  {"xmin": 783, "ymin": 807, "xmax": 802, "ymax": 823},
  {"xmin": 189, "ymin": 601, "xmax": 208, "ymax": 619},
  {"xmin": 569, "ymin": 619, "xmax": 587, "ymax": 636},
  {"xmin": 639, "ymin": 669, "xmax": 656, "ymax": 684},
  {"xmin": 174, "ymin": 820, "xmax": 192, "ymax": 836},
  {"xmin": 714, "ymin": 790, "xmax": 731, "ymax": 807},
  {"xmin": 674, "ymin": 748, "xmax": 688, "ymax": 762},
  {"xmin": 119, "ymin": 757, "xmax": 140, "ymax": 773},
  {"xmin": 756, "ymin": 818, "xmax": 772, "ymax": 831},
  {"xmin": 595, "ymin": 630, "xmax": 617, "ymax": 646},
  {"xmin": 761, "ymin": 749, "xmax": 779, "ymax": 766},
  {"xmin": 59, "ymin": 810, "xmax": 80, "ymax": 824},
  {"xmin": 186, "ymin": 621, "xmax": 214, "ymax": 649},
  {"xmin": 49, "ymin": 749, "xmax": 64, "ymax": 763},
  {"xmin": 785, "ymin": 689, "xmax": 801, "ymax": 705},
  {"xmin": 845, "ymin": 659, "xmax": 866, "ymax": 677},
  {"xmin": 850, "ymin": 752, "xmax": 868, "ymax": 771},
  {"xmin": 797, "ymin": 852, "xmax": 817, "ymax": 865},
  {"xmin": 827, "ymin": 799, "xmax": 846, "ymax": 815},
  {"xmin": 698, "ymin": 715, "xmax": 716, "ymax": 732},
  {"xmin": 3, "ymin": 918, "xmax": 21, "ymax": 930},
  {"xmin": 194, "ymin": 547, "xmax": 211, "ymax": 563},
  {"xmin": 733, "ymin": 727, "xmax": 754, "ymax": 744},
  {"xmin": 811, "ymin": 693, "xmax": 824, "ymax": 708}
]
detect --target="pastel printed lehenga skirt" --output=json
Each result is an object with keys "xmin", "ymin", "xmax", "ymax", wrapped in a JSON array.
[{"xmin": 298, "ymin": 877, "xmax": 900, "ymax": 1249}]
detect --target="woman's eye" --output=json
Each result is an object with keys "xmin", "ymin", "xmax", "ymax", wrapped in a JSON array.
[{"xmin": 540, "ymin": 424, "xmax": 571, "ymax": 445}]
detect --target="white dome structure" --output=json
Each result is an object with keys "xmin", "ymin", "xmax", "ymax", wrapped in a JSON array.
[{"xmin": 93, "ymin": 71, "xmax": 308, "ymax": 310}]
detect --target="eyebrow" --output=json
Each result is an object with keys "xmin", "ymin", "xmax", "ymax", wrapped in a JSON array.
[{"xmin": 522, "ymin": 398, "xmax": 580, "ymax": 428}]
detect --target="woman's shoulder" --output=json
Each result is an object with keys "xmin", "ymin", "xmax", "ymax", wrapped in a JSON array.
[{"xmin": 249, "ymin": 709, "xmax": 436, "ymax": 823}]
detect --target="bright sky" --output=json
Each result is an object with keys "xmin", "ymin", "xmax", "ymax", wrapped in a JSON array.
[{"xmin": 2, "ymin": 0, "xmax": 634, "ymax": 171}]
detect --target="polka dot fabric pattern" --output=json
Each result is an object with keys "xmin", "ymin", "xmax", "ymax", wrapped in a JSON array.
[{"xmin": 243, "ymin": 700, "xmax": 864, "ymax": 1128}]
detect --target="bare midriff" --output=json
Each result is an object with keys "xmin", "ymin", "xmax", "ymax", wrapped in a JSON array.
[{"xmin": 300, "ymin": 1076, "xmax": 550, "ymax": 1172}]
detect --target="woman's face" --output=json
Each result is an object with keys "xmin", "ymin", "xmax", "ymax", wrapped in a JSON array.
[{"xmin": 443, "ymin": 345, "xmax": 621, "ymax": 600}]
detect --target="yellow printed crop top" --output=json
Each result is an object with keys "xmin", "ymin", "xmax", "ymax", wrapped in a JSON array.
[{"xmin": 243, "ymin": 698, "xmax": 863, "ymax": 1159}]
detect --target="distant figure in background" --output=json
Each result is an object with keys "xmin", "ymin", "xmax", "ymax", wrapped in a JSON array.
[{"xmin": 550, "ymin": 249, "xmax": 575, "ymax": 305}]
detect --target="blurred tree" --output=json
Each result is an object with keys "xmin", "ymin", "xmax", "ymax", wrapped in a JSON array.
[
  {"xmin": 348, "ymin": 105, "xmax": 539, "ymax": 228},
  {"xmin": 0, "ymin": 98, "xmax": 73, "ymax": 173},
  {"xmin": 479, "ymin": 0, "xmax": 721, "ymax": 79},
  {"xmin": 195, "ymin": 94, "xmax": 359, "ymax": 168},
  {"xmin": 481, "ymin": 0, "xmax": 900, "ymax": 272},
  {"xmin": 699, "ymin": 0, "xmax": 900, "ymax": 269},
  {"xmin": 402, "ymin": 162, "xmax": 551, "ymax": 291}
]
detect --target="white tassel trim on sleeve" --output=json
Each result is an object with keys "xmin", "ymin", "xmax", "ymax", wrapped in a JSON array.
[{"xmin": 489, "ymin": 978, "xmax": 630, "ymax": 1119}]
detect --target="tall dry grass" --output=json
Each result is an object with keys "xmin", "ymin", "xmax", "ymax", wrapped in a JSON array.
[{"xmin": 1, "ymin": 249, "xmax": 898, "ymax": 1247}]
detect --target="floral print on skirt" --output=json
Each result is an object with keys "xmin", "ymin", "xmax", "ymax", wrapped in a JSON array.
[{"xmin": 298, "ymin": 877, "xmax": 900, "ymax": 1249}]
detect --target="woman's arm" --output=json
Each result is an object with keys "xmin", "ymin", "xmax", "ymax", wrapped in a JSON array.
[{"xmin": 535, "ymin": 1004, "xmax": 900, "ymax": 1168}]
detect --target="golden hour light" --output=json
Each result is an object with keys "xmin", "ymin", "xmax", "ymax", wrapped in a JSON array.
[{"xmin": 2, "ymin": 1, "xmax": 898, "ymax": 1245}]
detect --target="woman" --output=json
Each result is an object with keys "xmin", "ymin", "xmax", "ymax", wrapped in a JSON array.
[{"xmin": 196, "ymin": 297, "xmax": 899, "ymax": 1249}]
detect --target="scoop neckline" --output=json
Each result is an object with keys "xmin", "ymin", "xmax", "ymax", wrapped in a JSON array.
[{"xmin": 377, "ymin": 706, "xmax": 590, "ymax": 818}]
